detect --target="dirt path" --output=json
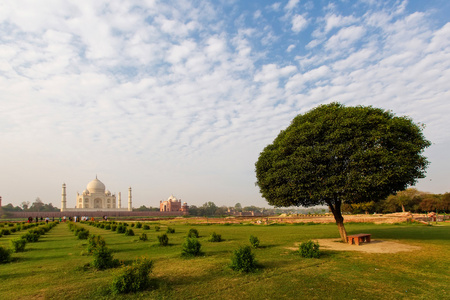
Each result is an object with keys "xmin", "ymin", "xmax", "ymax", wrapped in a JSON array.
[{"xmin": 289, "ymin": 239, "xmax": 421, "ymax": 253}]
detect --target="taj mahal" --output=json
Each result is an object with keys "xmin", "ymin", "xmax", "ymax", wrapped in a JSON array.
[{"xmin": 61, "ymin": 177, "xmax": 131, "ymax": 212}]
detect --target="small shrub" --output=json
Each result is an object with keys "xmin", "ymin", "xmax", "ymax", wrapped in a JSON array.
[
  {"xmin": 105, "ymin": 225, "xmax": 111, "ymax": 230},
  {"xmin": 299, "ymin": 240, "xmax": 320, "ymax": 258},
  {"xmin": 139, "ymin": 233, "xmax": 148, "ymax": 241},
  {"xmin": 1, "ymin": 229, "xmax": 11, "ymax": 236},
  {"xmin": 77, "ymin": 229, "xmax": 90, "ymax": 240},
  {"xmin": 143, "ymin": 224, "xmax": 150, "ymax": 230},
  {"xmin": 100, "ymin": 224, "xmax": 105, "ymax": 229},
  {"xmin": 230, "ymin": 246, "xmax": 256, "ymax": 273},
  {"xmin": 154, "ymin": 226, "xmax": 160, "ymax": 231},
  {"xmin": 0, "ymin": 246, "xmax": 12, "ymax": 264},
  {"xmin": 166, "ymin": 227, "xmax": 175, "ymax": 234},
  {"xmin": 22, "ymin": 231, "xmax": 40, "ymax": 242},
  {"xmin": 92, "ymin": 245, "xmax": 119, "ymax": 270},
  {"xmin": 135, "ymin": 222, "xmax": 142, "ymax": 229},
  {"xmin": 110, "ymin": 258, "xmax": 153, "ymax": 294},
  {"xmin": 130, "ymin": 223, "xmax": 135, "ymax": 227},
  {"xmin": 181, "ymin": 237, "xmax": 202, "ymax": 257},
  {"xmin": 87, "ymin": 235, "xmax": 106, "ymax": 254},
  {"xmin": 10, "ymin": 227, "xmax": 17, "ymax": 233},
  {"xmin": 125, "ymin": 229, "xmax": 135, "ymax": 236},
  {"xmin": 208, "ymin": 232, "xmax": 222, "ymax": 242},
  {"xmin": 117, "ymin": 225, "xmax": 126, "ymax": 234},
  {"xmin": 187, "ymin": 228, "xmax": 199, "ymax": 238},
  {"xmin": 249, "ymin": 235, "xmax": 260, "ymax": 248},
  {"xmin": 158, "ymin": 234, "xmax": 169, "ymax": 246},
  {"xmin": 11, "ymin": 238, "xmax": 27, "ymax": 253},
  {"xmin": 111, "ymin": 225, "xmax": 117, "ymax": 231}
]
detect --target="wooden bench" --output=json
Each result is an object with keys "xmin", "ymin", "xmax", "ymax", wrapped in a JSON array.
[{"xmin": 347, "ymin": 234, "xmax": 371, "ymax": 245}]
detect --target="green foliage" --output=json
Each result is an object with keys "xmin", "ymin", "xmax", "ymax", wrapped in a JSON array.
[
  {"xmin": 187, "ymin": 228, "xmax": 199, "ymax": 238},
  {"xmin": 116, "ymin": 225, "xmax": 126, "ymax": 234},
  {"xmin": 105, "ymin": 224, "xmax": 111, "ymax": 230},
  {"xmin": 143, "ymin": 224, "xmax": 150, "ymax": 230},
  {"xmin": 111, "ymin": 225, "xmax": 117, "ymax": 231},
  {"xmin": 230, "ymin": 245, "xmax": 256, "ymax": 273},
  {"xmin": 249, "ymin": 235, "xmax": 260, "ymax": 248},
  {"xmin": 181, "ymin": 237, "xmax": 202, "ymax": 257},
  {"xmin": 87, "ymin": 235, "xmax": 106, "ymax": 254},
  {"xmin": 208, "ymin": 232, "xmax": 222, "ymax": 242},
  {"xmin": 77, "ymin": 229, "xmax": 90, "ymax": 239},
  {"xmin": 255, "ymin": 103, "xmax": 431, "ymax": 208},
  {"xmin": 0, "ymin": 246, "xmax": 11, "ymax": 264},
  {"xmin": 22, "ymin": 231, "xmax": 40, "ymax": 242},
  {"xmin": 1, "ymin": 229, "xmax": 11, "ymax": 235},
  {"xmin": 166, "ymin": 227, "xmax": 175, "ymax": 234},
  {"xmin": 299, "ymin": 240, "xmax": 320, "ymax": 258},
  {"xmin": 157, "ymin": 234, "xmax": 169, "ymax": 246},
  {"xmin": 92, "ymin": 245, "xmax": 119, "ymax": 270},
  {"xmin": 125, "ymin": 228, "xmax": 135, "ymax": 236},
  {"xmin": 110, "ymin": 258, "xmax": 153, "ymax": 294},
  {"xmin": 11, "ymin": 238, "xmax": 27, "ymax": 253},
  {"xmin": 135, "ymin": 222, "xmax": 142, "ymax": 228},
  {"xmin": 130, "ymin": 223, "xmax": 135, "ymax": 227},
  {"xmin": 139, "ymin": 233, "xmax": 148, "ymax": 241},
  {"xmin": 155, "ymin": 226, "xmax": 160, "ymax": 231}
]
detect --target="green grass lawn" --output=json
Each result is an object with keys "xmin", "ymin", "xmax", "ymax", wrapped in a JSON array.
[{"xmin": 0, "ymin": 220, "xmax": 449, "ymax": 299}]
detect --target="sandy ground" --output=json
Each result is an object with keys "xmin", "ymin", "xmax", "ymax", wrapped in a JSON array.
[{"xmin": 289, "ymin": 239, "xmax": 421, "ymax": 253}]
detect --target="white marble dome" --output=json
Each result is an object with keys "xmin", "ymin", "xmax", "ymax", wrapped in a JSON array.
[{"xmin": 87, "ymin": 178, "xmax": 106, "ymax": 194}]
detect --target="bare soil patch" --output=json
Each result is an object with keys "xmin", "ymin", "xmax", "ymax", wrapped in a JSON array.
[{"xmin": 289, "ymin": 239, "xmax": 421, "ymax": 253}]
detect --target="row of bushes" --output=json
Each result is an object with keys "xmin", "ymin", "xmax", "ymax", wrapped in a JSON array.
[{"xmin": 0, "ymin": 222, "xmax": 59, "ymax": 264}]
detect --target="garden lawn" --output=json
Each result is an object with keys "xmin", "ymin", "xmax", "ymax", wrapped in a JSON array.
[{"xmin": 0, "ymin": 221, "xmax": 448, "ymax": 299}]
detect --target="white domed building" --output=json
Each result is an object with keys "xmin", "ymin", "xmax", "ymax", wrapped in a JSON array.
[{"xmin": 61, "ymin": 177, "xmax": 132, "ymax": 212}]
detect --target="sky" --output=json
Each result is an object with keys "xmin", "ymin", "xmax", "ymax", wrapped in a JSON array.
[{"xmin": 1, "ymin": 0, "xmax": 449, "ymax": 209}]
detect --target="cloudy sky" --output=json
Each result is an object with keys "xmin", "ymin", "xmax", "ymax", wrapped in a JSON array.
[{"xmin": 1, "ymin": 0, "xmax": 449, "ymax": 209}]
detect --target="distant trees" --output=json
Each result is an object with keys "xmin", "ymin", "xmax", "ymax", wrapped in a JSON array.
[{"xmin": 1, "ymin": 198, "xmax": 59, "ymax": 212}]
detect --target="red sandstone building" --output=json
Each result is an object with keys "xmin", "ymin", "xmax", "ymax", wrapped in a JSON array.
[{"xmin": 160, "ymin": 195, "xmax": 189, "ymax": 212}]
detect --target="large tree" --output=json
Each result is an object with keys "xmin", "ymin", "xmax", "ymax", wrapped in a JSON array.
[{"xmin": 255, "ymin": 103, "xmax": 430, "ymax": 242}]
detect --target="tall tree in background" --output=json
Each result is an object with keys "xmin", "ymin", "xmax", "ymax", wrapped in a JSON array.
[{"xmin": 255, "ymin": 103, "xmax": 430, "ymax": 242}]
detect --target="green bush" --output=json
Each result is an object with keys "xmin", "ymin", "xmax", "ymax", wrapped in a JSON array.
[
  {"xmin": 117, "ymin": 225, "xmax": 126, "ymax": 234},
  {"xmin": 110, "ymin": 258, "xmax": 153, "ymax": 294},
  {"xmin": 181, "ymin": 237, "xmax": 202, "ymax": 257},
  {"xmin": 1, "ymin": 229, "xmax": 11, "ymax": 236},
  {"xmin": 130, "ymin": 223, "xmax": 135, "ymax": 227},
  {"xmin": 139, "ymin": 233, "xmax": 148, "ymax": 241},
  {"xmin": 125, "ymin": 229, "xmax": 135, "ymax": 236},
  {"xmin": 11, "ymin": 238, "xmax": 27, "ymax": 253},
  {"xmin": 111, "ymin": 225, "xmax": 117, "ymax": 231},
  {"xmin": 299, "ymin": 240, "xmax": 320, "ymax": 258},
  {"xmin": 135, "ymin": 222, "xmax": 142, "ymax": 229},
  {"xmin": 22, "ymin": 231, "xmax": 40, "ymax": 242},
  {"xmin": 187, "ymin": 228, "xmax": 199, "ymax": 238},
  {"xmin": 230, "ymin": 246, "xmax": 257, "ymax": 273},
  {"xmin": 0, "ymin": 246, "xmax": 11, "ymax": 264},
  {"xmin": 105, "ymin": 224, "xmax": 111, "ymax": 230},
  {"xmin": 208, "ymin": 232, "xmax": 222, "ymax": 242},
  {"xmin": 166, "ymin": 227, "xmax": 175, "ymax": 234},
  {"xmin": 87, "ymin": 235, "xmax": 106, "ymax": 254},
  {"xmin": 77, "ymin": 229, "xmax": 90, "ymax": 240},
  {"xmin": 155, "ymin": 226, "xmax": 160, "ymax": 231},
  {"xmin": 10, "ymin": 227, "xmax": 17, "ymax": 233},
  {"xmin": 143, "ymin": 224, "xmax": 150, "ymax": 230},
  {"xmin": 249, "ymin": 235, "xmax": 260, "ymax": 248},
  {"xmin": 92, "ymin": 245, "xmax": 119, "ymax": 270},
  {"xmin": 158, "ymin": 234, "xmax": 169, "ymax": 246}
]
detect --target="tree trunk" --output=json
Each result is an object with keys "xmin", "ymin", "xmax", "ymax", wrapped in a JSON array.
[
  {"xmin": 327, "ymin": 200, "xmax": 348, "ymax": 243},
  {"xmin": 401, "ymin": 204, "xmax": 405, "ymax": 212}
]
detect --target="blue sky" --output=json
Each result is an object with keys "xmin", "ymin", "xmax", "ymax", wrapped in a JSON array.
[{"xmin": 1, "ymin": 0, "xmax": 449, "ymax": 209}]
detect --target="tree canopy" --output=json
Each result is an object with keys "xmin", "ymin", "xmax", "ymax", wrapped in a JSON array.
[{"xmin": 255, "ymin": 103, "xmax": 431, "ymax": 241}]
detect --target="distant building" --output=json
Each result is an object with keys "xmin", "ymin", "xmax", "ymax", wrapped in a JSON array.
[
  {"xmin": 160, "ymin": 195, "xmax": 189, "ymax": 212},
  {"xmin": 61, "ymin": 177, "xmax": 132, "ymax": 212}
]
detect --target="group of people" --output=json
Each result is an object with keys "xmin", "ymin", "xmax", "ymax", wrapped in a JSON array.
[{"xmin": 27, "ymin": 216, "xmax": 53, "ymax": 223}]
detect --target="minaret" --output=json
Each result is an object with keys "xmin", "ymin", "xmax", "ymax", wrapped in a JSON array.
[
  {"xmin": 61, "ymin": 183, "xmax": 67, "ymax": 212},
  {"xmin": 128, "ymin": 187, "xmax": 132, "ymax": 211},
  {"xmin": 118, "ymin": 192, "xmax": 121, "ymax": 208}
]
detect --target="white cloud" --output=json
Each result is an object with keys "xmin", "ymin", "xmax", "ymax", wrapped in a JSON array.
[
  {"xmin": 285, "ymin": 0, "xmax": 300, "ymax": 11},
  {"xmin": 325, "ymin": 25, "xmax": 365, "ymax": 50},
  {"xmin": 291, "ymin": 14, "xmax": 308, "ymax": 33}
]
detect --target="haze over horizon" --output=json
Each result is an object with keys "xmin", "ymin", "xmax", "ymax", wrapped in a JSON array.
[{"xmin": 1, "ymin": 0, "xmax": 449, "ymax": 209}]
